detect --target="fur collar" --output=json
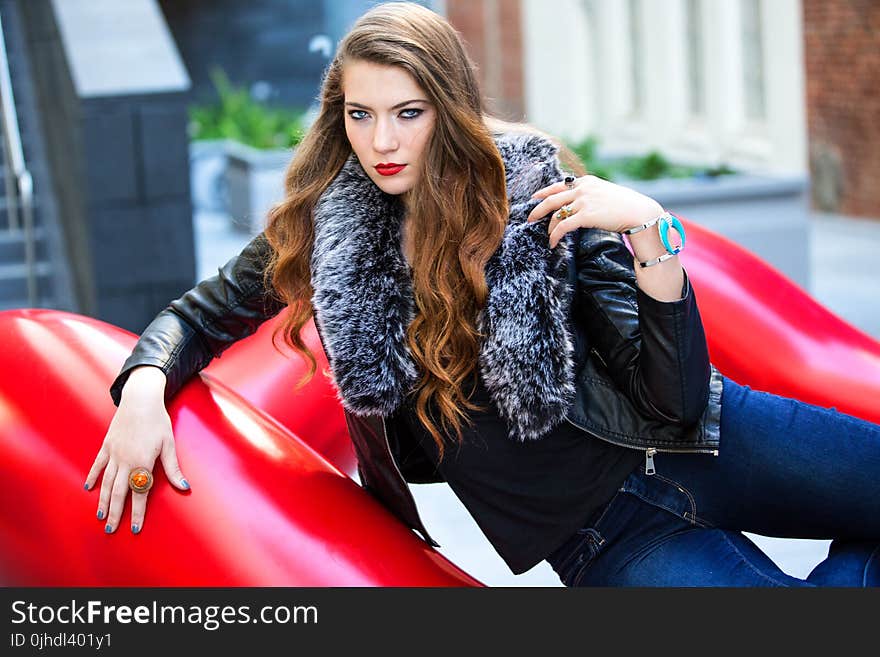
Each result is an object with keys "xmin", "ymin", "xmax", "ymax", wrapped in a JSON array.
[{"xmin": 310, "ymin": 131, "xmax": 576, "ymax": 441}]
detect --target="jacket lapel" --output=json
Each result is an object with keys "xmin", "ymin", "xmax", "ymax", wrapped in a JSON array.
[{"xmin": 311, "ymin": 131, "xmax": 577, "ymax": 441}]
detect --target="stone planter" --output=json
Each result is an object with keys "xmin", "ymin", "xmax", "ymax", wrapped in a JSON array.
[
  {"xmin": 189, "ymin": 139, "xmax": 231, "ymax": 214},
  {"xmin": 189, "ymin": 139, "xmax": 293, "ymax": 233},
  {"xmin": 224, "ymin": 140, "xmax": 294, "ymax": 234},
  {"xmin": 627, "ymin": 173, "xmax": 811, "ymax": 290}
]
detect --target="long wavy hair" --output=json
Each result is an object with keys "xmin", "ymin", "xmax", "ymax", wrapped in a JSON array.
[{"xmin": 262, "ymin": 1, "xmax": 585, "ymax": 462}]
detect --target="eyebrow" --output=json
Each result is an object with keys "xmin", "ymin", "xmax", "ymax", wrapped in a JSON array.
[{"xmin": 344, "ymin": 99, "xmax": 429, "ymax": 110}]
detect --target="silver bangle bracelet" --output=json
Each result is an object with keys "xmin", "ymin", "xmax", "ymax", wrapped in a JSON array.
[
  {"xmin": 638, "ymin": 252, "xmax": 677, "ymax": 268},
  {"xmin": 621, "ymin": 214, "xmax": 665, "ymax": 235}
]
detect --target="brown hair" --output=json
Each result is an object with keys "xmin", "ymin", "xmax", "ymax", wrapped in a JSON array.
[{"xmin": 262, "ymin": 1, "xmax": 585, "ymax": 462}]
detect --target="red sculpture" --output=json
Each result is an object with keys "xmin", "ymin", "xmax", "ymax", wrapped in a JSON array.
[{"xmin": 0, "ymin": 309, "xmax": 481, "ymax": 586}]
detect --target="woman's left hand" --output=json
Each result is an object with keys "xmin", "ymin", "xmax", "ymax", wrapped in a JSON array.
[{"xmin": 526, "ymin": 175, "xmax": 664, "ymax": 248}]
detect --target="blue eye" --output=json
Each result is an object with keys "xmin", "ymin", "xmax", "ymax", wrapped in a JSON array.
[{"xmin": 347, "ymin": 108, "xmax": 423, "ymax": 121}]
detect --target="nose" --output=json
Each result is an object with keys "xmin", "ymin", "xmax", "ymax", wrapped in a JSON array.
[{"xmin": 372, "ymin": 115, "xmax": 399, "ymax": 153}]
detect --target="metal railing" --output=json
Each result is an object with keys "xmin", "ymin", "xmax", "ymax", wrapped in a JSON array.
[{"xmin": 0, "ymin": 10, "xmax": 36, "ymax": 307}]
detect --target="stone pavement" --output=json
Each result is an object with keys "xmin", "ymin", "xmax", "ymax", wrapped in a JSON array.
[{"xmin": 193, "ymin": 208, "xmax": 880, "ymax": 587}]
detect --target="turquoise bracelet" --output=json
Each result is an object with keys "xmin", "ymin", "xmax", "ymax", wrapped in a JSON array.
[
  {"xmin": 659, "ymin": 213, "xmax": 686, "ymax": 255},
  {"xmin": 622, "ymin": 211, "xmax": 687, "ymax": 267}
]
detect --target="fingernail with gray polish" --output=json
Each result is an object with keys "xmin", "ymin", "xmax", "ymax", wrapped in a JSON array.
[
  {"xmin": 97, "ymin": 509, "xmax": 104, "ymax": 520},
  {"xmin": 181, "ymin": 479, "xmax": 190, "ymax": 490},
  {"xmin": 105, "ymin": 524, "xmax": 112, "ymax": 533},
  {"xmin": 132, "ymin": 524, "xmax": 140, "ymax": 534}
]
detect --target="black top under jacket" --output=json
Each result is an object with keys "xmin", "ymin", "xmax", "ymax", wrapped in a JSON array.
[{"xmin": 399, "ymin": 369, "xmax": 644, "ymax": 575}]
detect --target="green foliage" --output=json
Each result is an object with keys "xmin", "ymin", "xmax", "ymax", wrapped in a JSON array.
[
  {"xmin": 704, "ymin": 162, "xmax": 737, "ymax": 177},
  {"xmin": 565, "ymin": 135, "xmax": 736, "ymax": 181},
  {"xmin": 188, "ymin": 68, "xmax": 306, "ymax": 150}
]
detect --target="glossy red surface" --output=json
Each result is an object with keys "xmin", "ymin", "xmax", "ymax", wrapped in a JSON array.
[
  {"xmin": 0, "ymin": 309, "xmax": 482, "ymax": 586},
  {"xmin": 203, "ymin": 315, "xmax": 357, "ymax": 477},
  {"xmin": 675, "ymin": 215, "xmax": 880, "ymax": 426}
]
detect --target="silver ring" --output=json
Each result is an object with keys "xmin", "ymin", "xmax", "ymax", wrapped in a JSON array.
[{"xmin": 564, "ymin": 175, "xmax": 576, "ymax": 189}]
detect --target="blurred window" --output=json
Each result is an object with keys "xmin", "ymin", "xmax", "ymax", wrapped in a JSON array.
[
  {"xmin": 627, "ymin": 0, "xmax": 644, "ymax": 115},
  {"xmin": 741, "ymin": 0, "xmax": 767, "ymax": 121},
  {"xmin": 685, "ymin": 0, "xmax": 706, "ymax": 118}
]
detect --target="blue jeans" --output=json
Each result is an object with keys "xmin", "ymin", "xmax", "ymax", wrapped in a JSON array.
[{"xmin": 545, "ymin": 375, "xmax": 880, "ymax": 586}]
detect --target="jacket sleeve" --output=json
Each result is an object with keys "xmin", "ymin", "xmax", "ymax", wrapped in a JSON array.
[
  {"xmin": 109, "ymin": 231, "xmax": 287, "ymax": 407},
  {"xmin": 572, "ymin": 226, "xmax": 711, "ymax": 428}
]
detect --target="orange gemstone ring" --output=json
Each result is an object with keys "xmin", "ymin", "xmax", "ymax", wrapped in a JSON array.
[
  {"xmin": 553, "ymin": 203, "xmax": 576, "ymax": 221},
  {"xmin": 129, "ymin": 467, "xmax": 153, "ymax": 494}
]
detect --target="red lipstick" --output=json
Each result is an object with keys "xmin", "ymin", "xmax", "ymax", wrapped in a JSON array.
[{"xmin": 375, "ymin": 163, "xmax": 407, "ymax": 176}]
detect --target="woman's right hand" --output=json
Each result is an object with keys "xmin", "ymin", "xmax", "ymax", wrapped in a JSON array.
[{"xmin": 85, "ymin": 366, "xmax": 190, "ymax": 534}]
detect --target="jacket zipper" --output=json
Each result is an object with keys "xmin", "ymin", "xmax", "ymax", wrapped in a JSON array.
[
  {"xmin": 645, "ymin": 448, "xmax": 657, "ymax": 475},
  {"xmin": 563, "ymin": 414, "xmax": 719, "ymax": 477}
]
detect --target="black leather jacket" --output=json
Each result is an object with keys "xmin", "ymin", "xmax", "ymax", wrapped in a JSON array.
[{"xmin": 110, "ymin": 228, "xmax": 723, "ymax": 548}]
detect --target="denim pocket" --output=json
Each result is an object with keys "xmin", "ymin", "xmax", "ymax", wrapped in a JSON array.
[{"xmin": 619, "ymin": 466, "xmax": 703, "ymax": 526}]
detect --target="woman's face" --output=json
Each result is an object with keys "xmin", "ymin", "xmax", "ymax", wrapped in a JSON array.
[{"xmin": 342, "ymin": 60, "xmax": 436, "ymax": 198}]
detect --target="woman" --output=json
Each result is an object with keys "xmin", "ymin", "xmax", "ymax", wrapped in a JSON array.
[{"xmin": 86, "ymin": 2, "xmax": 880, "ymax": 586}]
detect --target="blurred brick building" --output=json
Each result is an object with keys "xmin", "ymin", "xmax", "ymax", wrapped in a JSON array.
[
  {"xmin": 445, "ymin": 0, "xmax": 525, "ymax": 122},
  {"xmin": 802, "ymin": 0, "xmax": 880, "ymax": 218}
]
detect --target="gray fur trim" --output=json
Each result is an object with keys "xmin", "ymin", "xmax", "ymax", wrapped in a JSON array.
[{"xmin": 311, "ymin": 131, "xmax": 576, "ymax": 441}]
